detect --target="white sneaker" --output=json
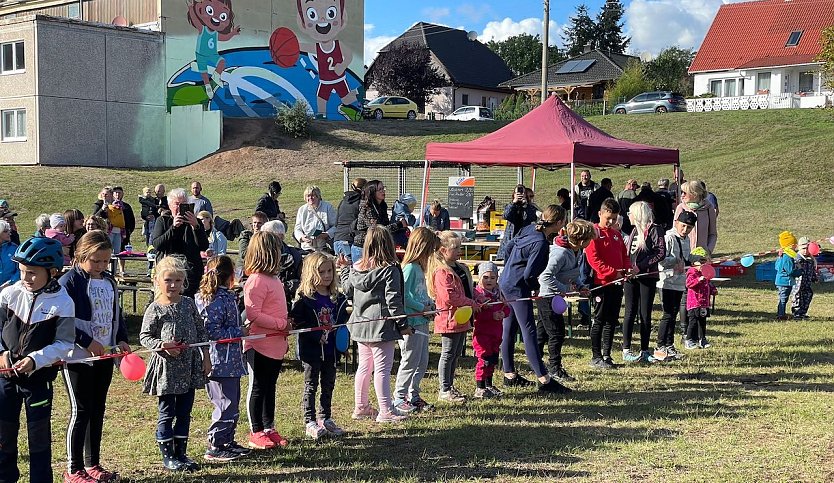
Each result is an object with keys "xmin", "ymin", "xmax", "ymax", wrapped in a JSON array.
[{"xmin": 305, "ymin": 421, "xmax": 327, "ymax": 440}]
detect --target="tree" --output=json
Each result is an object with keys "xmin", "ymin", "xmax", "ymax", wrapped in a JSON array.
[
  {"xmin": 487, "ymin": 33, "xmax": 563, "ymax": 77},
  {"xmin": 562, "ymin": 4, "xmax": 597, "ymax": 57},
  {"xmin": 644, "ymin": 46, "xmax": 696, "ymax": 95},
  {"xmin": 596, "ymin": 0, "xmax": 629, "ymax": 54},
  {"xmin": 366, "ymin": 42, "xmax": 446, "ymax": 112},
  {"xmin": 815, "ymin": 25, "xmax": 834, "ymax": 91},
  {"xmin": 608, "ymin": 60, "xmax": 650, "ymax": 105}
]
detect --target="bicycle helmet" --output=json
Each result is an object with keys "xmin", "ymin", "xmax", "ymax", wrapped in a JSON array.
[{"xmin": 13, "ymin": 237, "xmax": 65, "ymax": 270}]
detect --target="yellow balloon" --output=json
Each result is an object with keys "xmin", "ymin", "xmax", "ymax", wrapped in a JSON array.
[{"xmin": 454, "ymin": 306, "xmax": 473, "ymax": 324}]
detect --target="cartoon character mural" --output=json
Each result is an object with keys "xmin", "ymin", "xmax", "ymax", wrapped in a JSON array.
[{"xmin": 166, "ymin": 0, "xmax": 364, "ymax": 120}]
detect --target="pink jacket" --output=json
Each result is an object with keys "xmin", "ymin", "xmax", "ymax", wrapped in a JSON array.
[
  {"xmin": 45, "ymin": 229, "xmax": 74, "ymax": 264},
  {"xmin": 432, "ymin": 267, "xmax": 475, "ymax": 334},
  {"xmin": 243, "ymin": 273, "xmax": 289, "ymax": 359},
  {"xmin": 473, "ymin": 285, "xmax": 509, "ymax": 339},
  {"xmin": 685, "ymin": 267, "xmax": 717, "ymax": 310}
]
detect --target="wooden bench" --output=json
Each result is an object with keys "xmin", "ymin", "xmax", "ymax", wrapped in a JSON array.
[{"xmin": 118, "ymin": 285, "xmax": 155, "ymax": 312}]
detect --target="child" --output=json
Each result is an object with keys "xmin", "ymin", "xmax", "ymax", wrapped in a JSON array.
[
  {"xmin": 684, "ymin": 248, "xmax": 718, "ymax": 349},
  {"xmin": 242, "ymin": 231, "xmax": 290, "ymax": 449},
  {"xmin": 290, "ymin": 252, "xmax": 349, "ymax": 439},
  {"xmin": 791, "ymin": 237, "xmax": 818, "ymax": 319},
  {"xmin": 140, "ymin": 256, "xmax": 211, "ymax": 472},
  {"xmin": 195, "ymin": 255, "xmax": 250, "ymax": 462},
  {"xmin": 775, "ymin": 231, "xmax": 801, "ymax": 321},
  {"xmin": 45, "ymin": 213, "xmax": 74, "ymax": 265},
  {"xmin": 472, "ymin": 262, "xmax": 510, "ymax": 398},
  {"xmin": 428, "ymin": 230, "xmax": 475, "ymax": 403},
  {"xmin": 337, "ymin": 225, "xmax": 411, "ymax": 422},
  {"xmin": 585, "ymin": 199, "xmax": 632, "ymax": 370},
  {"xmin": 393, "ymin": 227, "xmax": 439, "ymax": 412},
  {"xmin": 60, "ymin": 231, "xmax": 130, "ymax": 483},
  {"xmin": 655, "ymin": 211, "xmax": 697, "ymax": 361},
  {"xmin": 391, "ymin": 193, "xmax": 418, "ymax": 248},
  {"xmin": 0, "ymin": 238, "xmax": 75, "ymax": 483},
  {"xmin": 537, "ymin": 219, "xmax": 595, "ymax": 381}
]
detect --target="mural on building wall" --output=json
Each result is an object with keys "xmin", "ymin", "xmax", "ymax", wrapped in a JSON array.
[{"xmin": 166, "ymin": 0, "xmax": 364, "ymax": 120}]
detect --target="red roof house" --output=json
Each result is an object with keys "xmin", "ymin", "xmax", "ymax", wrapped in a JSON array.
[{"xmin": 689, "ymin": 0, "xmax": 834, "ymax": 104}]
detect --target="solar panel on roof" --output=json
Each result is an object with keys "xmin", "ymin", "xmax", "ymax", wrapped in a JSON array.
[
  {"xmin": 571, "ymin": 59, "xmax": 596, "ymax": 73},
  {"xmin": 556, "ymin": 60, "xmax": 580, "ymax": 74}
]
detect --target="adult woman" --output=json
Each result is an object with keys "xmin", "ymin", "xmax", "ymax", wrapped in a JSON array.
[
  {"xmin": 151, "ymin": 188, "xmax": 209, "ymax": 297},
  {"xmin": 0, "ymin": 220, "xmax": 19, "ymax": 287},
  {"xmin": 674, "ymin": 180, "xmax": 718, "ymax": 254},
  {"xmin": 498, "ymin": 205, "xmax": 570, "ymax": 394},
  {"xmin": 85, "ymin": 216, "xmax": 108, "ymax": 233},
  {"xmin": 293, "ymin": 186, "xmax": 337, "ymax": 252},
  {"xmin": 621, "ymin": 201, "xmax": 666, "ymax": 363},
  {"xmin": 198, "ymin": 211, "xmax": 227, "ymax": 257},
  {"xmin": 63, "ymin": 209, "xmax": 85, "ymax": 262},
  {"xmin": 351, "ymin": 180, "xmax": 406, "ymax": 263}
]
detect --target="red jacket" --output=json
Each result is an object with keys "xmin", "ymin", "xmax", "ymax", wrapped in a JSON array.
[
  {"xmin": 685, "ymin": 267, "xmax": 717, "ymax": 310},
  {"xmin": 585, "ymin": 225, "xmax": 630, "ymax": 285},
  {"xmin": 473, "ymin": 285, "xmax": 509, "ymax": 338},
  {"xmin": 432, "ymin": 267, "xmax": 475, "ymax": 334}
]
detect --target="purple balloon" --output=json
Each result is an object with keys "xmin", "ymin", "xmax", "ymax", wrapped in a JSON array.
[{"xmin": 551, "ymin": 295, "xmax": 568, "ymax": 314}]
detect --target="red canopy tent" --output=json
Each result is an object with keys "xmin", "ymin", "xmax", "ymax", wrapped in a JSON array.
[{"xmin": 422, "ymin": 95, "xmax": 680, "ymax": 218}]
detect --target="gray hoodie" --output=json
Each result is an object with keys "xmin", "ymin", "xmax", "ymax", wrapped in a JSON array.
[
  {"xmin": 657, "ymin": 227, "xmax": 692, "ymax": 292},
  {"xmin": 340, "ymin": 264, "xmax": 407, "ymax": 343},
  {"xmin": 538, "ymin": 237, "xmax": 581, "ymax": 296}
]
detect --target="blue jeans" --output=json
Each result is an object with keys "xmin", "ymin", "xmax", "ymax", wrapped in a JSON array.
[
  {"xmin": 156, "ymin": 389, "xmax": 196, "ymax": 441},
  {"xmin": 334, "ymin": 240, "xmax": 351, "ymax": 261},
  {"xmin": 350, "ymin": 245, "xmax": 363, "ymax": 264},
  {"xmin": 777, "ymin": 285, "xmax": 792, "ymax": 317}
]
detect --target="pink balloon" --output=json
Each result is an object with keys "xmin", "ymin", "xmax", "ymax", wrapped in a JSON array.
[
  {"xmin": 829, "ymin": 236, "xmax": 834, "ymax": 245},
  {"xmin": 120, "ymin": 353, "xmax": 146, "ymax": 381},
  {"xmin": 808, "ymin": 242, "xmax": 821, "ymax": 256},
  {"xmin": 700, "ymin": 264, "xmax": 716, "ymax": 280},
  {"xmin": 551, "ymin": 295, "xmax": 568, "ymax": 314}
]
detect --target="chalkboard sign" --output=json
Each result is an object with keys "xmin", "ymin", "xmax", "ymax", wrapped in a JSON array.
[{"xmin": 448, "ymin": 186, "xmax": 475, "ymax": 218}]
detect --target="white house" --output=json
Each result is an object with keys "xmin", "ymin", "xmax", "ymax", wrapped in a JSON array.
[{"xmin": 688, "ymin": 0, "xmax": 833, "ymax": 111}]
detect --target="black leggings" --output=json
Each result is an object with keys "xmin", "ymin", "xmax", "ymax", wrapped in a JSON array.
[
  {"xmin": 62, "ymin": 360, "xmax": 114, "ymax": 472},
  {"xmin": 590, "ymin": 284, "xmax": 623, "ymax": 360},
  {"xmin": 535, "ymin": 298, "xmax": 565, "ymax": 370},
  {"xmin": 622, "ymin": 278, "xmax": 657, "ymax": 352},
  {"xmin": 500, "ymin": 300, "xmax": 547, "ymax": 377},
  {"xmin": 657, "ymin": 289, "xmax": 683, "ymax": 347},
  {"xmin": 246, "ymin": 350, "xmax": 283, "ymax": 433}
]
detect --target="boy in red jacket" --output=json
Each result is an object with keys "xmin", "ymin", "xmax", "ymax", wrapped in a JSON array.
[
  {"xmin": 472, "ymin": 262, "xmax": 510, "ymax": 399},
  {"xmin": 585, "ymin": 199, "xmax": 632, "ymax": 369}
]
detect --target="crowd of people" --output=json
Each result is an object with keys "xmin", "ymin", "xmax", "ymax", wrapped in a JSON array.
[{"xmin": 0, "ymin": 171, "xmax": 818, "ymax": 483}]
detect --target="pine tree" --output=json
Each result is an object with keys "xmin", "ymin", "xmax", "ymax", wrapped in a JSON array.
[
  {"xmin": 562, "ymin": 4, "xmax": 597, "ymax": 58},
  {"xmin": 596, "ymin": 0, "xmax": 630, "ymax": 55}
]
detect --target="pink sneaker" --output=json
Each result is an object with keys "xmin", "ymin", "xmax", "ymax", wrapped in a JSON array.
[
  {"xmin": 376, "ymin": 410, "xmax": 407, "ymax": 423},
  {"xmin": 351, "ymin": 404, "xmax": 379, "ymax": 420},
  {"xmin": 85, "ymin": 465, "xmax": 117, "ymax": 482},
  {"xmin": 264, "ymin": 429, "xmax": 288, "ymax": 447},
  {"xmin": 247, "ymin": 431, "xmax": 276, "ymax": 450}
]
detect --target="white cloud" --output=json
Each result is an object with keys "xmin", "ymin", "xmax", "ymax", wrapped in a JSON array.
[
  {"xmin": 480, "ymin": 17, "xmax": 564, "ymax": 47},
  {"xmin": 625, "ymin": 0, "xmax": 744, "ymax": 55},
  {"xmin": 456, "ymin": 4, "xmax": 494, "ymax": 24},
  {"xmin": 422, "ymin": 7, "xmax": 451, "ymax": 23},
  {"xmin": 364, "ymin": 35, "xmax": 397, "ymax": 66},
  {"xmin": 364, "ymin": 23, "xmax": 375, "ymax": 33}
]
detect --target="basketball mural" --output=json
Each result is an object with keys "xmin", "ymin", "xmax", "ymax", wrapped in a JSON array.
[{"xmin": 165, "ymin": 0, "xmax": 364, "ymax": 120}]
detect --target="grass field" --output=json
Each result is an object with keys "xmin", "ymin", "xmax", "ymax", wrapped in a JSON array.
[{"xmin": 3, "ymin": 109, "xmax": 834, "ymax": 481}]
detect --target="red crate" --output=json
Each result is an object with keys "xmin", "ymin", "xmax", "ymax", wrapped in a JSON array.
[{"xmin": 713, "ymin": 264, "xmax": 745, "ymax": 277}]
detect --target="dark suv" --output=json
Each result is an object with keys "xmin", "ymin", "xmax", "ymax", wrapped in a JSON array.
[{"xmin": 612, "ymin": 91, "xmax": 687, "ymax": 114}]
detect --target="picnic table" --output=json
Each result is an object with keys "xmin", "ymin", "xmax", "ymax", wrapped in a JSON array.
[{"xmin": 461, "ymin": 240, "xmax": 500, "ymax": 260}]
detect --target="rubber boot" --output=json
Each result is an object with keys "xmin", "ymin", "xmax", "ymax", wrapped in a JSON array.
[
  {"xmin": 174, "ymin": 437, "xmax": 200, "ymax": 472},
  {"xmin": 157, "ymin": 440, "xmax": 184, "ymax": 471}
]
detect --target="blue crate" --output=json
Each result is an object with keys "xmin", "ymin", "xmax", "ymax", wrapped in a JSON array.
[{"xmin": 755, "ymin": 261, "xmax": 776, "ymax": 282}]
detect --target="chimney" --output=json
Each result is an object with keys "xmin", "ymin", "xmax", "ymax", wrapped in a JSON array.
[{"xmin": 583, "ymin": 44, "xmax": 593, "ymax": 54}]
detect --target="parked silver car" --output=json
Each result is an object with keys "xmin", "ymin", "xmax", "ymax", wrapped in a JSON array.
[{"xmin": 612, "ymin": 91, "xmax": 687, "ymax": 114}]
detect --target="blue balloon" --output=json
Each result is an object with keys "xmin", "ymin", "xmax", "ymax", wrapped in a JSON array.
[
  {"xmin": 334, "ymin": 326, "xmax": 350, "ymax": 353},
  {"xmin": 740, "ymin": 254, "xmax": 755, "ymax": 268},
  {"xmin": 551, "ymin": 295, "xmax": 568, "ymax": 314}
]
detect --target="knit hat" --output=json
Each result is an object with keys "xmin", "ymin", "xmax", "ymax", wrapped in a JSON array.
[
  {"xmin": 49, "ymin": 214, "xmax": 65, "ymax": 229},
  {"xmin": 797, "ymin": 236, "xmax": 810, "ymax": 248},
  {"xmin": 399, "ymin": 193, "xmax": 417, "ymax": 209},
  {"xmin": 778, "ymin": 231, "xmax": 797, "ymax": 249},
  {"xmin": 690, "ymin": 246, "xmax": 710, "ymax": 262},
  {"xmin": 676, "ymin": 210, "xmax": 697, "ymax": 226},
  {"xmin": 478, "ymin": 261, "xmax": 499, "ymax": 277}
]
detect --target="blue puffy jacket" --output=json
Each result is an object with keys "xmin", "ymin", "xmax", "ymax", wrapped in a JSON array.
[{"xmin": 0, "ymin": 241, "xmax": 19, "ymax": 286}]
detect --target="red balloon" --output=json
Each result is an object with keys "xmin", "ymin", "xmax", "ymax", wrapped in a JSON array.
[
  {"xmin": 701, "ymin": 264, "xmax": 716, "ymax": 280},
  {"xmin": 808, "ymin": 242, "xmax": 821, "ymax": 256},
  {"xmin": 120, "ymin": 353, "xmax": 146, "ymax": 381}
]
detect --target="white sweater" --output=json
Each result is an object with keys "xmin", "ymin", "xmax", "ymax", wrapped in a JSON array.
[{"xmin": 294, "ymin": 201, "xmax": 337, "ymax": 250}]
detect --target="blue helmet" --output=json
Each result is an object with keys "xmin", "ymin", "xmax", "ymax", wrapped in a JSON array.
[{"xmin": 13, "ymin": 237, "xmax": 64, "ymax": 270}]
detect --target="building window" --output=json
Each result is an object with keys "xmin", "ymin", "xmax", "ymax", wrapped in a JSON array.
[
  {"xmin": 756, "ymin": 72, "xmax": 771, "ymax": 93},
  {"xmin": 710, "ymin": 80, "xmax": 722, "ymax": 97},
  {"xmin": 1, "ymin": 41, "xmax": 24, "ymax": 74},
  {"xmin": 724, "ymin": 79, "xmax": 736, "ymax": 97},
  {"xmin": 461, "ymin": 94, "xmax": 469, "ymax": 105},
  {"xmin": 799, "ymin": 72, "xmax": 814, "ymax": 92},
  {"xmin": 786, "ymin": 30, "xmax": 802, "ymax": 47},
  {"xmin": 481, "ymin": 96, "xmax": 487, "ymax": 107},
  {"xmin": 68, "ymin": 3, "xmax": 80, "ymax": 19},
  {"xmin": 1, "ymin": 109, "xmax": 26, "ymax": 142}
]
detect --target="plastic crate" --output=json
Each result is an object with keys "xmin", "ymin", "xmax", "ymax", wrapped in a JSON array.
[
  {"xmin": 755, "ymin": 261, "xmax": 776, "ymax": 282},
  {"xmin": 714, "ymin": 264, "xmax": 745, "ymax": 277}
]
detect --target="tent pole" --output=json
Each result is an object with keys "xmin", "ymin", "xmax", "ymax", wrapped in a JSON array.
[
  {"xmin": 569, "ymin": 163, "xmax": 576, "ymax": 221},
  {"xmin": 420, "ymin": 160, "xmax": 431, "ymax": 226},
  {"xmin": 531, "ymin": 167, "xmax": 537, "ymax": 192}
]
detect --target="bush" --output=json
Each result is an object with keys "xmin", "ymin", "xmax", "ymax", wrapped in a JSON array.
[
  {"xmin": 607, "ymin": 60, "xmax": 651, "ymax": 105},
  {"xmin": 275, "ymin": 101, "xmax": 312, "ymax": 138}
]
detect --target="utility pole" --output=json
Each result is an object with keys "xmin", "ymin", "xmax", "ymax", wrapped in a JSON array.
[{"xmin": 541, "ymin": 0, "xmax": 550, "ymax": 103}]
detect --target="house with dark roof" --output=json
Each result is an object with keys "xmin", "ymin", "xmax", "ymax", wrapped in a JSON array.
[
  {"xmin": 365, "ymin": 22, "xmax": 513, "ymax": 116},
  {"xmin": 500, "ymin": 48, "xmax": 638, "ymax": 101},
  {"xmin": 689, "ymin": 0, "xmax": 833, "ymax": 110}
]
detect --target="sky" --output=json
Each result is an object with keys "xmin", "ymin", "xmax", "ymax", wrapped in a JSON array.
[{"xmin": 363, "ymin": 0, "xmax": 736, "ymax": 65}]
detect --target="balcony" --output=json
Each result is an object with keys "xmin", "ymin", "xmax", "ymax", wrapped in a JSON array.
[{"xmin": 686, "ymin": 93, "xmax": 830, "ymax": 112}]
